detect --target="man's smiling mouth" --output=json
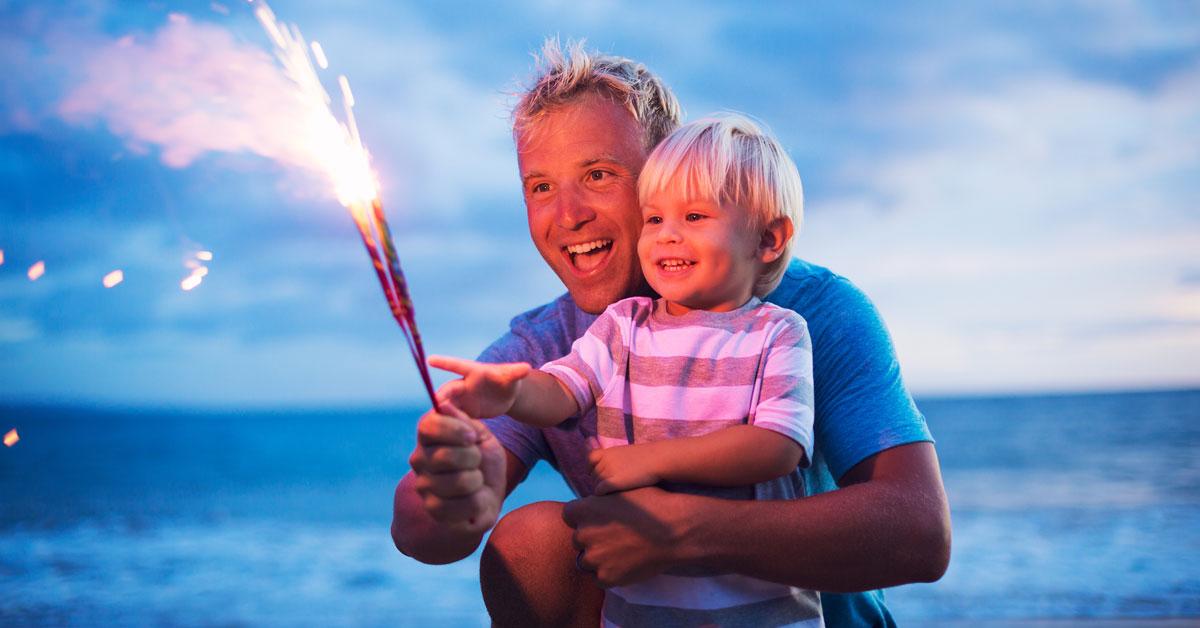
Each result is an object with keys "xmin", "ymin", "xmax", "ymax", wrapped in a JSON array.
[{"xmin": 564, "ymin": 239, "xmax": 613, "ymax": 273}]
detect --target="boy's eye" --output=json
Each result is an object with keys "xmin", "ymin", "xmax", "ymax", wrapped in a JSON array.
[
  {"xmin": 685, "ymin": 213, "xmax": 704, "ymax": 221},
  {"xmin": 645, "ymin": 216, "xmax": 662, "ymax": 224}
]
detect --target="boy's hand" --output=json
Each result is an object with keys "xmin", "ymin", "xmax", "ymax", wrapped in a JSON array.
[
  {"xmin": 428, "ymin": 355, "xmax": 532, "ymax": 419},
  {"xmin": 589, "ymin": 444, "xmax": 662, "ymax": 495}
]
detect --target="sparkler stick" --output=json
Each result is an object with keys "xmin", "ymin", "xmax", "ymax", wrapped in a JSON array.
[{"xmin": 255, "ymin": 1, "xmax": 441, "ymax": 412}]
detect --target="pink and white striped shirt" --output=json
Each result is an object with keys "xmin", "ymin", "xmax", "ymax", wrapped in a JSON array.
[{"xmin": 542, "ymin": 295, "xmax": 821, "ymax": 627}]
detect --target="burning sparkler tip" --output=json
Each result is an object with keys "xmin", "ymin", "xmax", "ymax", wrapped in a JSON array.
[
  {"xmin": 197, "ymin": 250, "xmax": 214, "ymax": 261},
  {"xmin": 3, "ymin": 429, "xmax": 17, "ymax": 447},
  {"xmin": 27, "ymin": 261, "xmax": 45, "ymax": 281}
]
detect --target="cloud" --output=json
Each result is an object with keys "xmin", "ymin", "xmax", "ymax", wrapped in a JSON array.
[{"xmin": 797, "ymin": 14, "xmax": 1200, "ymax": 394}]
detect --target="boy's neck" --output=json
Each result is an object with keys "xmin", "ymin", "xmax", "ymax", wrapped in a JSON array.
[{"xmin": 663, "ymin": 295, "xmax": 756, "ymax": 317}]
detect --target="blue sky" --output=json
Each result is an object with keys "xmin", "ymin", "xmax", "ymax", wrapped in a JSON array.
[{"xmin": 1, "ymin": 1, "xmax": 1197, "ymax": 406}]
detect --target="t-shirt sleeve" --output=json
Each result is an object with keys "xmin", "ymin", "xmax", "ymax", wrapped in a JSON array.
[
  {"xmin": 814, "ymin": 278, "xmax": 932, "ymax": 481},
  {"xmin": 539, "ymin": 305, "xmax": 626, "ymax": 414},
  {"xmin": 751, "ymin": 315, "xmax": 815, "ymax": 465},
  {"xmin": 478, "ymin": 330, "xmax": 553, "ymax": 474}
]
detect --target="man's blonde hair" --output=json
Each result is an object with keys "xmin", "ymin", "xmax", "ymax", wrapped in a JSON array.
[
  {"xmin": 513, "ymin": 37, "xmax": 682, "ymax": 151},
  {"xmin": 638, "ymin": 113, "xmax": 804, "ymax": 297}
]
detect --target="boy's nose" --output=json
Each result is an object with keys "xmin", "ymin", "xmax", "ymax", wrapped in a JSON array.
[{"xmin": 656, "ymin": 219, "xmax": 682, "ymax": 243}]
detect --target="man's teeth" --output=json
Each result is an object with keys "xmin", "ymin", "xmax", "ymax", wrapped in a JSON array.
[{"xmin": 565, "ymin": 239, "xmax": 612, "ymax": 255}]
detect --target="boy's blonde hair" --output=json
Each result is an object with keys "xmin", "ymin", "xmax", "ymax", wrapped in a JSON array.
[
  {"xmin": 638, "ymin": 113, "xmax": 804, "ymax": 297},
  {"xmin": 512, "ymin": 37, "xmax": 682, "ymax": 152}
]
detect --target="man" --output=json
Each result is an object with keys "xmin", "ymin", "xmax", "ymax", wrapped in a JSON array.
[{"xmin": 392, "ymin": 40, "xmax": 951, "ymax": 627}]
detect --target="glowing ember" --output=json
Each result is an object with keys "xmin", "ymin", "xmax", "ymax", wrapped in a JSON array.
[
  {"xmin": 196, "ymin": 250, "xmax": 214, "ymax": 261},
  {"xmin": 181, "ymin": 274, "xmax": 203, "ymax": 291},
  {"xmin": 0, "ymin": 248, "xmax": 5, "ymax": 266},
  {"xmin": 310, "ymin": 41, "xmax": 328, "ymax": 70},
  {"xmin": 103, "ymin": 269, "xmax": 125, "ymax": 288},
  {"xmin": 3, "ymin": 429, "xmax": 17, "ymax": 447},
  {"xmin": 27, "ymin": 261, "xmax": 45, "ymax": 281}
]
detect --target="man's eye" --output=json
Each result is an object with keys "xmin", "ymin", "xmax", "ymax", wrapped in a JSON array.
[
  {"xmin": 587, "ymin": 170, "xmax": 611, "ymax": 182},
  {"xmin": 531, "ymin": 182, "xmax": 551, "ymax": 194}
]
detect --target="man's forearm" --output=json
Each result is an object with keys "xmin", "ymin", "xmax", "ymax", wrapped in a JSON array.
[
  {"xmin": 391, "ymin": 473, "xmax": 486, "ymax": 564},
  {"xmin": 668, "ymin": 442, "xmax": 951, "ymax": 591}
]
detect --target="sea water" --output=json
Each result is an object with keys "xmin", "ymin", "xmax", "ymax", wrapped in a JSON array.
[{"xmin": 1, "ymin": 389, "xmax": 1197, "ymax": 625}]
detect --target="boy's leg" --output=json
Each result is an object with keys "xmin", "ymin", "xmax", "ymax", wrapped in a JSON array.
[{"xmin": 481, "ymin": 501, "xmax": 605, "ymax": 627}]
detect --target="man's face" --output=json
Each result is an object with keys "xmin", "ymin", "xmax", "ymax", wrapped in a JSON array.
[{"xmin": 516, "ymin": 92, "xmax": 652, "ymax": 314}]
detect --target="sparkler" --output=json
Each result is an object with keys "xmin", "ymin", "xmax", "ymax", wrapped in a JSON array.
[
  {"xmin": 3, "ymin": 429, "xmax": 17, "ymax": 447},
  {"xmin": 254, "ymin": 2, "xmax": 440, "ymax": 411}
]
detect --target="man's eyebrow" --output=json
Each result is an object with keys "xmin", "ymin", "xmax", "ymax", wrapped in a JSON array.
[
  {"xmin": 581, "ymin": 155, "xmax": 632, "ymax": 170},
  {"xmin": 521, "ymin": 155, "xmax": 632, "ymax": 183}
]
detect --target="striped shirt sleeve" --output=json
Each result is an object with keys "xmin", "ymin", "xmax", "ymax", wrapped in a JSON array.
[
  {"xmin": 751, "ymin": 314, "xmax": 816, "ymax": 463},
  {"xmin": 540, "ymin": 301, "xmax": 628, "ymax": 414}
]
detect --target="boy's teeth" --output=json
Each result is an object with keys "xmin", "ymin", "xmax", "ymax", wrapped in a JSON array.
[
  {"xmin": 660, "ymin": 259, "xmax": 693, "ymax": 270},
  {"xmin": 565, "ymin": 239, "xmax": 612, "ymax": 255}
]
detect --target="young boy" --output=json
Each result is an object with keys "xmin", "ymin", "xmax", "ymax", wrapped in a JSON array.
[{"xmin": 431, "ymin": 113, "xmax": 821, "ymax": 627}]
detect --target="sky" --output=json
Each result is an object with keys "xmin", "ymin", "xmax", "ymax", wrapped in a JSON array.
[{"xmin": 1, "ymin": 0, "xmax": 1197, "ymax": 407}]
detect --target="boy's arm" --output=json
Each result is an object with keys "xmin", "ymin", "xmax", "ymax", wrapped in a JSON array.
[
  {"xmin": 508, "ymin": 369, "xmax": 580, "ymax": 427},
  {"xmin": 429, "ymin": 355, "xmax": 579, "ymax": 428},
  {"xmin": 589, "ymin": 426, "xmax": 803, "ymax": 494}
]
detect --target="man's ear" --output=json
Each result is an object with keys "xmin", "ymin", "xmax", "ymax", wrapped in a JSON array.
[{"xmin": 758, "ymin": 217, "xmax": 794, "ymax": 263}]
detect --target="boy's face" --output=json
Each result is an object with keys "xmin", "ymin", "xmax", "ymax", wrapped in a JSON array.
[
  {"xmin": 638, "ymin": 188, "xmax": 763, "ymax": 314},
  {"xmin": 516, "ymin": 93, "xmax": 653, "ymax": 314}
]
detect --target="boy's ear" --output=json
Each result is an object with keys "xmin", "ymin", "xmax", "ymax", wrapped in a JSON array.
[{"xmin": 758, "ymin": 217, "xmax": 794, "ymax": 263}]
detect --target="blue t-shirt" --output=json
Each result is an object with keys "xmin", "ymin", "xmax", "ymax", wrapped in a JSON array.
[{"xmin": 481, "ymin": 258, "xmax": 932, "ymax": 628}]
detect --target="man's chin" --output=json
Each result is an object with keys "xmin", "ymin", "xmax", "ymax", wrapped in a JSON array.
[{"xmin": 566, "ymin": 279, "xmax": 656, "ymax": 315}]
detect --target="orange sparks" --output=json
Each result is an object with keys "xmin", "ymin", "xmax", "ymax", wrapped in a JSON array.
[
  {"xmin": 3, "ymin": 429, "xmax": 17, "ymax": 447},
  {"xmin": 0, "ymin": 248, "xmax": 5, "ymax": 266},
  {"xmin": 27, "ymin": 261, "xmax": 45, "ymax": 281},
  {"xmin": 196, "ymin": 250, "xmax": 214, "ymax": 261},
  {"xmin": 103, "ymin": 269, "xmax": 124, "ymax": 288}
]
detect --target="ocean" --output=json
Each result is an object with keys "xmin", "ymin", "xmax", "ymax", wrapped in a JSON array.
[{"xmin": 1, "ymin": 389, "xmax": 1198, "ymax": 625}]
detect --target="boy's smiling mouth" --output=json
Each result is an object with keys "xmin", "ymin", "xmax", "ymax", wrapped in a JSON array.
[
  {"xmin": 564, "ymin": 239, "xmax": 613, "ymax": 273},
  {"xmin": 657, "ymin": 258, "xmax": 695, "ymax": 273}
]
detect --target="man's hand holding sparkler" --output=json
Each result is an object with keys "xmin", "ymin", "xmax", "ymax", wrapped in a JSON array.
[{"xmin": 395, "ymin": 399, "xmax": 508, "ymax": 561}]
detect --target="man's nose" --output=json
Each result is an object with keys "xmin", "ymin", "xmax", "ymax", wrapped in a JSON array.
[{"xmin": 553, "ymin": 184, "xmax": 596, "ymax": 230}]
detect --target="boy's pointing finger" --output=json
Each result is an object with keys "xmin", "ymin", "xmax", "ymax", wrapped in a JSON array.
[{"xmin": 427, "ymin": 355, "xmax": 478, "ymax": 376}]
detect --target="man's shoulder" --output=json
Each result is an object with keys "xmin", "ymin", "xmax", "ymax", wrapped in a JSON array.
[
  {"xmin": 767, "ymin": 258, "xmax": 871, "ymax": 315},
  {"xmin": 480, "ymin": 293, "xmax": 590, "ymax": 367},
  {"xmin": 507, "ymin": 293, "xmax": 580, "ymax": 331}
]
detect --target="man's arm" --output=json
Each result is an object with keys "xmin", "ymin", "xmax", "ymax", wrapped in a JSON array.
[
  {"xmin": 565, "ymin": 441, "xmax": 951, "ymax": 590},
  {"xmin": 391, "ymin": 403, "xmax": 529, "ymax": 564},
  {"xmin": 589, "ymin": 426, "xmax": 803, "ymax": 494}
]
